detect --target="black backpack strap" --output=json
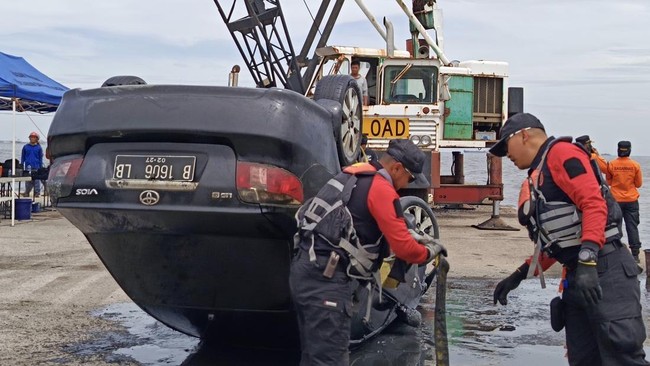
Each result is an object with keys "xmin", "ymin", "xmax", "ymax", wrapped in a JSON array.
[{"xmin": 339, "ymin": 174, "xmax": 358, "ymax": 205}]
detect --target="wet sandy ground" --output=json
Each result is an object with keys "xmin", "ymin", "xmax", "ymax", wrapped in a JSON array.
[{"xmin": 2, "ymin": 207, "xmax": 649, "ymax": 365}]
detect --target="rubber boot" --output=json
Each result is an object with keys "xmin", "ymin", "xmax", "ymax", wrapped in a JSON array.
[{"xmin": 632, "ymin": 248, "xmax": 640, "ymax": 263}]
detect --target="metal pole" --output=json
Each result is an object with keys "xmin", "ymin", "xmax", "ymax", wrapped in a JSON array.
[
  {"xmin": 228, "ymin": 65, "xmax": 241, "ymax": 87},
  {"xmin": 434, "ymin": 257, "xmax": 450, "ymax": 366},
  {"xmin": 353, "ymin": 0, "xmax": 387, "ymax": 41},
  {"xmin": 11, "ymin": 99, "xmax": 16, "ymax": 227}
]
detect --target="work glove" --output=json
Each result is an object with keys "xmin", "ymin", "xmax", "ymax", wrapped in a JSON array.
[
  {"xmin": 424, "ymin": 240, "xmax": 448, "ymax": 263},
  {"xmin": 493, "ymin": 263, "xmax": 529, "ymax": 305},
  {"xmin": 408, "ymin": 229, "xmax": 448, "ymax": 263},
  {"xmin": 574, "ymin": 262, "xmax": 602, "ymax": 307}
]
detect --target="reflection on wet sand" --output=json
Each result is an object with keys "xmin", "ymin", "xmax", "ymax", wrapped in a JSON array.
[{"xmin": 76, "ymin": 276, "xmax": 650, "ymax": 365}]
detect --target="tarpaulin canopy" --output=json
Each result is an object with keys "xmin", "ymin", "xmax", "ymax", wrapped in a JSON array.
[
  {"xmin": 0, "ymin": 51, "xmax": 68, "ymax": 226},
  {"xmin": 0, "ymin": 51, "xmax": 69, "ymax": 112}
]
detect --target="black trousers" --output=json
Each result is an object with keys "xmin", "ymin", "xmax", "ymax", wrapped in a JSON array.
[
  {"xmin": 563, "ymin": 242, "xmax": 648, "ymax": 366},
  {"xmin": 289, "ymin": 251, "xmax": 352, "ymax": 366},
  {"xmin": 619, "ymin": 200, "xmax": 642, "ymax": 252}
]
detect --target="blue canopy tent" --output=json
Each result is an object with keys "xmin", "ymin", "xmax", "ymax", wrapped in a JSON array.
[{"xmin": 0, "ymin": 51, "xmax": 68, "ymax": 225}]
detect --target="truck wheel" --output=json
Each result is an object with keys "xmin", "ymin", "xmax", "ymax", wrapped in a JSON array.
[
  {"xmin": 400, "ymin": 196, "xmax": 440, "ymax": 239},
  {"xmin": 101, "ymin": 75, "xmax": 147, "ymax": 87},
  {"xmin": 314, "ymin": 75, "xmax": 362, "ymax": 167}
]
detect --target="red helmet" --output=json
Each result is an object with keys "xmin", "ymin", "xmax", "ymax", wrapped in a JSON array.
[{"xmin": 29, "ymin": 131, "xmax": 39, "ymax": 138}]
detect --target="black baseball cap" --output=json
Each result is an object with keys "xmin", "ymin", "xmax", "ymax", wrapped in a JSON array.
[
  {"xmin": 386, "ymin": 139, "xmax": 427, "ymax": 183},
  {"xmin": 489, "ymin": 113, "xmax": 545, "ymax": 157},
  {"xmin": 575, "ymin": 135, "xmax": 591, "ymax": 145},
  {"xmin": 618, "ymin": 140, "xmax": 631, "ymax": 157}
]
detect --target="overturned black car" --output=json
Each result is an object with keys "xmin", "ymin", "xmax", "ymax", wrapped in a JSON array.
[{"xmin": 46, "ymin": 75, "xmax": 443, "ymax": 348}]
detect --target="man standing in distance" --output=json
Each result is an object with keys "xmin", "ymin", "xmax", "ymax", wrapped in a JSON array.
[
  {"xmin": 490, "ymin": 113, "xmax": 647, "ymax": 365},
  {"xmin": 599, "ymin": 141, "xmax": 643, "ymax": 262},
  {"xmin": 351, "ymin": 59, "xmax": 368, "ymax": 106}
]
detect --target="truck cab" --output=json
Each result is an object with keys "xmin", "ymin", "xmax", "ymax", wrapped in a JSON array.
[
  {"xmin": 308, "ymin": 45, "xmax": 511, "ymax": 202},
  {"xmin": 310, "ymin": 46, "xmax": 509, "ymax": 151}
]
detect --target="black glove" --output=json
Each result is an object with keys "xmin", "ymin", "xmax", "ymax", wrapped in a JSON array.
[
  {"xmin": 494, "ymin": 263, "xmax": 529, "ymax": 305},
  {"xmin": 424, "ymin": 240, "xmax": 447, "ymax": 262},
  {"xmin": 409, "ymin": 229, "xmax": 447, "ymax": 262},
  {"xmin": 574, "ymin": 262, "xmax": 602, "ymax": 306}
]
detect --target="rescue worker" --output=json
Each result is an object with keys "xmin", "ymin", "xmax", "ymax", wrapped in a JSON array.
[
  {"xmin": 359, "ymin": 134, "xmax": 378, "ymax": 163},
  {"xmin": 490, "ymin": 113, "xmax": 648, "ymax": 366},
  {"xmin": 289, "ymin": 139, "xmax": 446, "ymax": 366},
  {"xmin": 598, "ymin": 141, "xmax": 644, "ymax": 262},
  {"xmin": 575, "ymin": 135, "xmax": 607, "ymax": 173}
]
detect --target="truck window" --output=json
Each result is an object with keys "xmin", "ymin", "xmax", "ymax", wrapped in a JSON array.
[{"xmin": 383, "ymin": 65, "xmax": 437, "ymax": 104}]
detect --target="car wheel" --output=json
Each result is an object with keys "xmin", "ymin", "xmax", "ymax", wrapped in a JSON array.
[
  {"xmin": 400, "ymin": 196, "xmax": 440, "ymax": 285},
  {"xmin": 101, "ymin": 75, "xmax": 147, "ymax": 87},
  {"xmin": 400, "ymin": 196, "xmax": 440, "ymax": 239},
  {"xmin": 314, "ymin": 75, "xmax": 362, "ymax": 167}
]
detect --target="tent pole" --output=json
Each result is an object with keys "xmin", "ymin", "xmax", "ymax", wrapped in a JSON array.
[{"xmin": 11, "ymin": 98, "xmax": 16, "ymax": 226}]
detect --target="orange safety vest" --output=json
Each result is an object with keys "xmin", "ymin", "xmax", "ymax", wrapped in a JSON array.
[{"xmin": 605, "ymin": 157, "xmax": 643, "ymax": 202}]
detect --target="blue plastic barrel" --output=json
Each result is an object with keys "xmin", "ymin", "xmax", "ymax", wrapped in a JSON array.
[
  {"xmin": 32, "ymin": 202, "xmax": 41, "ymax": 213},
  {"xmin": 15, "ymin": 198, "xmax": 32, "ymax": 220}
]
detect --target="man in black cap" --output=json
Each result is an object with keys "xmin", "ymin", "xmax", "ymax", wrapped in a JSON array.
[
  {"xmin": 575, "ymin": 135, "xmax": 593, "ymax": 153},
  {"xmin": 575, "ymin": 135, "xmax": 608, "ymax": 172},
  {"xmin": 290, "ymin": 138, "xmax": 446, "ymax": 365},
  {"xmin": 489, "ymin": 113, "xmax": 647, "ymax": 365}
]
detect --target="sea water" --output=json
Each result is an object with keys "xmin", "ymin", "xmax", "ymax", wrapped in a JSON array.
[
  {"xmin": 451, "ymin": 149, "xmax": 650, "ymax": 249},
  {"xmin": 3, "ymin": 140, "xmax": 646, "ymax": 246}
]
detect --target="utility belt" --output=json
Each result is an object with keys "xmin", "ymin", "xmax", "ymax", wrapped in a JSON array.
[
  {"xmin": 561, "ymin": 240, "xmax": 623, "ymax": 272},
  {"xmin": 598, "ymin": 239, "xmax": 623, "ymax": 257}
]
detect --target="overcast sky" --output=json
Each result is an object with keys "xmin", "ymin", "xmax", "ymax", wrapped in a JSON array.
[{"xmin": 2, "ymin": 0, "xmax": 649, "ymax": 155}]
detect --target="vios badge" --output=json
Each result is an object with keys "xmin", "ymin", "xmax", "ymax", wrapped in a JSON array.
[{"xmin": 139, "ymin": 190, "xmax": 160, "ymax": 206}]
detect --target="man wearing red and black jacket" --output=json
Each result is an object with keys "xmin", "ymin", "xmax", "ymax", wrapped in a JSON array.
[
  {"xmin": 290, "ymin": 139, "xmax": 447, "ymax": 366},
  {"xmin": 490, "ymin": 113, "xmax": 647, "ymax": 366}
]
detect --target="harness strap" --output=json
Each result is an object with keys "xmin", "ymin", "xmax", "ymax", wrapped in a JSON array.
[
  {"xmin": 303, "ymin": 197, "xmax": 343, "ymax": 225},
  {"xmin": 538, "ymin": 205, "xmax": 576, "ymax": 220},
  {"xmin": 339, "ymin": 238, "xmax": 376, "ymax": 273},
  {"xmin": 527, "ymin": 238, "xmax": 547, "ymax": 288}
]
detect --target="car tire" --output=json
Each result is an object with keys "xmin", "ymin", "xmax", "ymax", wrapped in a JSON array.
[
  {"xmin": 101, "ymin": 75, "xmax": 147, "ymax": 87},
  {"xmin": 314, "ymin": 75, "xmax": 362, "ymax": 167},
  {"xmin": 399, "ymin": 196, "xmax": 440, "ymax": 239}
]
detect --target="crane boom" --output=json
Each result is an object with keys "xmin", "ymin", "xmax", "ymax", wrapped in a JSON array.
[{"xmin": 213, "ymin": 0, "xmax": 345, "ymax": 93}]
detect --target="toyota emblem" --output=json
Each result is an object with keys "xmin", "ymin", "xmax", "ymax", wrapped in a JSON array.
[{"xmin": 139, "ymin": 190, "xmax": 160, "ymax": 206}]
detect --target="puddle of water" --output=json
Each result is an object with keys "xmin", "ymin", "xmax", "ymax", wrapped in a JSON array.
[{"xmin": 65, "ymin": 275, "xmax": 650, "ymax": 365}]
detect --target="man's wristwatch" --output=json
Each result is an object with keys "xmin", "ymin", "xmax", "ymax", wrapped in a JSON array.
[{"xmin": 578, "ymin": 248, "xmax": 598, "ymax": 263}]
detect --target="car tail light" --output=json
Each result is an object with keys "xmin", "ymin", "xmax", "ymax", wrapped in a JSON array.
[
  {"xmin": 236, "ymin": 162, "xmax": 303, "ymax": 205},
  {"xmin": 47, "ymin": 155, "xmax": 84, "ymax": 204}
]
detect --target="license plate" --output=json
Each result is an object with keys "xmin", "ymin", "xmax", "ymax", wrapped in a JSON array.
[
  {"xmin": 362, "ymin": 117, "xmax": 410, "ymax": 138},
  {"xmin": 113, "ymin": 155, "xmax": 196, "ymax": 181}
]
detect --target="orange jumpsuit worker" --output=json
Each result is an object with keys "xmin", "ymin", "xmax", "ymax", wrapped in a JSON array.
[{"xmin": 596, "ymin": 141, "xmax": 643, "ymax": 261}]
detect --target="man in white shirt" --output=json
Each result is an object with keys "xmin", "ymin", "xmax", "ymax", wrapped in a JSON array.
[{"xmin": 351, "ymin": 60, "xmax": 368, "ymax": 106}]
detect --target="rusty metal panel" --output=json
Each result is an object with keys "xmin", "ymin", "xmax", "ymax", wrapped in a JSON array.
[
  {"xmin": 433, "ymin": 184, "xmax": 503, "ymax": 204},
  {"xmin": 430, "ymin": 150, "xmax": 441, "ymax": 188}
]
